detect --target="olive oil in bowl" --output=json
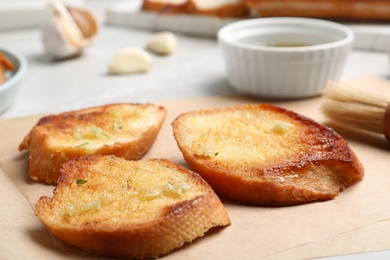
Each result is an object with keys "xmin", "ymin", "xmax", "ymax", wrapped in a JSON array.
[{"xmin": 265, "ymin": 42, "xmax": 314, "ymax": 47}]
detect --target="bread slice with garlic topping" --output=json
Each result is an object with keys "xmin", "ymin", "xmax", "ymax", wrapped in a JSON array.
[
  {"xmin": 186, "ymin": 0, "xmax": 249, "ymax": 18},
  {"xmin": 35, "ymin": 155, "xmax": 231, "ymax": 259},
  {"xmin": 141, "ymin": 0, "xmax": 188, "ymax": 14},
  {"xmin": 172, "ymin": 104, "xmax": 364, "ymax": 206},
  {"xmin": 141, "ymin": 0, "xmax": 249, "ymax": 18},
  {"xmin": 19, "ymin": 103, "xmax": 166, "ymax": 184}
]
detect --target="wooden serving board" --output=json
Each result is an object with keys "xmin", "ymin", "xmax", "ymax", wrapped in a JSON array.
[{"xmin": 1, "ymin": 90, "xmax": 390, "ymax": 259}]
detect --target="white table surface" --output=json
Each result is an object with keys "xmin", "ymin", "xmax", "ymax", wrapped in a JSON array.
[
  {"xmin": 1, "ymin": 0, "xmax": 390, "ymax": 119},
  {"xmin": 1, "ymin": 0, "xmax": 390, "ymax": 259}
]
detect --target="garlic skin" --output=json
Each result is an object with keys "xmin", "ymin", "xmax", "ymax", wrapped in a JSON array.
[
  {"xmin": 42, "ymin": 0, "xmax": 99, "ymax": 59},
  {"xmin": 146, "ymin": 31, "xmax": 177, "ymax": 55},
  {"xmin": 108, "ymin": 48, "xmax": 153, "ymax": 74}
]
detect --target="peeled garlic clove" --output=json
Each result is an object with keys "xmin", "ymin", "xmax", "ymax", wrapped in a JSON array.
[
  {"xmin": 42, "ymin": 0, "xmax": 99, "ymax": 59},
  {"xmin": 146, "ymin": 31, "xmax": 177, "ymax": 55},
  {"xmin": 109, "ymin": 48, "xmax": 153, "ymax": 74}
]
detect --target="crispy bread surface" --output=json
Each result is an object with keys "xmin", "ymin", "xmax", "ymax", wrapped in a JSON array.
[
  {"xmin": 35, "ymin": 155, "xmax": 230, "ymax": 259},
  {"xmin": 142, "ymin": 0, "xmax": 249, "ymax": 18},
  {"xmin": 19, "ymin": 103, "xmax": 166, "ymax": 184},
  {"xmin": 186, "ymin": 0, "xmax": 249, "ymax": 18},
  {"xmin": 141, "ymin": 0, "xmax": 188, "ymax": 13},
  {"xmin": 242, "ymin": 0, "xmax": 390, "ymax": 21},
  {"xmin": 172, "ymin": 104, "xmax": 364, "ymax": 206}
]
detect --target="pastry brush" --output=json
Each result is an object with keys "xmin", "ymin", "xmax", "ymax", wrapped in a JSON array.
[{"xmin": 322, "ymin": 81, "xmax": 390, "ymax": 140}]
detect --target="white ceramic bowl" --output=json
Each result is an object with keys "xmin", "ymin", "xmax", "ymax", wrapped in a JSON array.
[
  {"xmin": 0, "ymin": 48, "xmax": 27, "ymax": 113},
  {"xmin": 218, "ymin": 17, "xmax": 354, "ymax": 99}
]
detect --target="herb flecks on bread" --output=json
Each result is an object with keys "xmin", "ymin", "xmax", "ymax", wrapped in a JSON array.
[
  {"xmin": 19, "ymin": 103, "xmax": 166, "ymax": 184},
  {"xmin": 35, "ymin": 155, "xmax": 230, "ymax": 259},
  {"xmin": 172, "ymin": 104, "xmax": 364, "ymax": 206}
]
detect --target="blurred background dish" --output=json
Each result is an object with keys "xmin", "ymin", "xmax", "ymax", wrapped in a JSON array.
[{"xmin": 0, "ymin": 48, "xmax": 27, "ymax": 114}]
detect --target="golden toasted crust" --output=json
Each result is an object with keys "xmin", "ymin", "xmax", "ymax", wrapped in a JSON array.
[
  {"xmin": 172, "ymin": 104, "xmax": 364, "ymax": 206},
  {"xmin": 186, "ymin": 0, "xmax": 249, "ymax": 18},
  {"xmin": 242, "ymin": 0, "xmax": 390, "ymax": 21},
  {"xmin": 35, "ymin": 155, "xmax": 230, "ymax": 259},
  {"xmin": 0, "ymin": 52, "xmax": 14, "ymax": 84},
  {"xmin": 141, "ymin": 0, "xmax": 249, "ymax": 18},
  {"xmin": 19, "ymin": 103, "xmax": 166, "ymax": 184},
  {"xmin": 141, "ymin": 0, "xmax": 188, "ymax": 13},
  {"xmin": 0, "ymin": 52, "xmax": 14, "ymax": 70}
]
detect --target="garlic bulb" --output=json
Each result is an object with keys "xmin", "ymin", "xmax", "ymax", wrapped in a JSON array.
[{"xmin": 42, "ymin": 0, "xmax": 99, "ymax": 59}]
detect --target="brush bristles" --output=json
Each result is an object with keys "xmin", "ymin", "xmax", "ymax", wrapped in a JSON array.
[
  {"xmin": 322, "ymin": 82, "xmax": 389, "ymax": 135},
  {"xmin": 322, "ymin": 100, "xmax": 385, "ymax": 134},
  {"xmin": 323, "ymin": 82, "xmax": 389, "ymax": 108}
]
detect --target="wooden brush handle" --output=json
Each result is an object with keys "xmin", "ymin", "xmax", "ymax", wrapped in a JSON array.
[{"xmin": 384, "ymin": 104, "xmax": 390, "ymax": 141}]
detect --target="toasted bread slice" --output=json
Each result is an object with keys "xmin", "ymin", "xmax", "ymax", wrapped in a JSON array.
[
  {"xmin": 35, "ymin": 155, "xmax": 230, "ymax": 259},
  {"xmin": 19, "ymin": 103, "xmax": 166, "ymax": 184},
  {"xmin": 242, "ymin": 0, "xmax": 390, "ymax": 21},
  {"xmin": 141, "ymin": 0, "xmax": 249, "ymax": 18},
  {"xmin": 141, "ymin": 0, "xmax": 188, "ymax": 14},
  {"xmin": 186, "ymin": 0, "xmax": 249, "ymax": 18},
  {"xmin": 172, "ymin": 104, "xmax": 364, "ymax": 206},
  {"xmin": 0, "ymin": 52, "xmax": 14, "ymax": 84}
]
